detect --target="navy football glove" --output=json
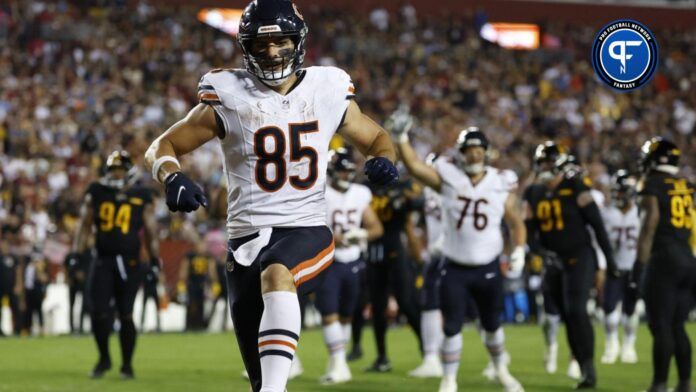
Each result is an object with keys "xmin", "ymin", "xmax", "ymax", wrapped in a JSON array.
[
  {"xmin": 165, "ymin": 172, "xmax": 208, "ymax": 212},
  {"xmin": 364, "ymin": 157, "xmax": 399, "ymax": 187}
]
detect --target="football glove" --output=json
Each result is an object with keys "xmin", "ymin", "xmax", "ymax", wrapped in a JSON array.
[
  {"xmin": 165, "ymin": 172, "xmax": 208, "ymax": 212},
  {"xmin": 343, "ymin": 228, "xmax": 368, "ymax": 244},
  {"xmin": 508, "ymin": 246, "xmax": 526, "ymax": 277},
  {"xmin": 364, "ymin": 157, "xmax": 399, "ymax": 187},
  {"xmin": 384, "ymin": 107, "xmax": 414, "ymax": 143}
]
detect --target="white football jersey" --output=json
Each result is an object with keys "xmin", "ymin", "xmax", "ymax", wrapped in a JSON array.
[
  {"xmin": 423, "ymin": 186, "xmax": 443, "ymax": 257},
  {"xmin": 198, "ymin": 67, "xmax": 355, "ymax": 238},
  {"xmin": 433, "ymin": 160, "xmax": 517, "ymax": 266},
  {"xmin": 601, "ymin": 203, "xmax": 640, "ymax": 271},
  {"xmin": 326, "ymin": 184, "xmax": 373, "ymax": 263}
]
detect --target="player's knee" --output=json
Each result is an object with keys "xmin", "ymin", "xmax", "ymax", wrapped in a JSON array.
[
  {"xmin": 443, "ymin": 319, "xmax": 462, "ymax": 337},
  {"xmin": 260, "ymin": 263, "xmax": 295, "ymax": 293},
  {"xmin": 322, "ymin": 314, "xmax": 339, "ymax": 325}
]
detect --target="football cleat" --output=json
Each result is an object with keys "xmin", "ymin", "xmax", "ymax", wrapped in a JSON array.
[
  {"xmin": 408, "ymin": 355, "xmax": 443, "ymax": 378},
  {"xmin": 289, "ymin": 357, "xmax": 304, "ymax": 380},
  {"xmin": 319, "ymin": 357, "xmax": 352, "ymax": 385},
  {"xmin": 544, "ymin": 343, "xmax": 558, "ymax": 374},
  {"xmin": 567, "ymin": 359, "xmax": 581, "ymax": 380},
  {"xmin": 347, "ymin": 346, "xmax": 363, "ymax": 362},
  {"xmin": 600, "ymin": 339, "xmax": 619, "ymax": 364},
  {"xmin": 482, "ymin": 360, "xmax": 497, "ymax": 381},
  {"xmin": 365, "ymin": 357, "xmax": 392, "ymax": 373},
  {"xmin": 438, "ymin": 376, "xmax": 458, "ymax": 392},
  {"xmin": 89, "ymin": 359, "xmax": 112, "ymax": 379},
  {"xmin": 120, "ymin": 366, "xmax": 135, "ymax": 380},
  {"xmin": 620, "ymin": 344, "xmax": 638, "ymax": 364},
  {"xmin": 496, "ymin": 365, "xmax": 525, "ymax": 392}
]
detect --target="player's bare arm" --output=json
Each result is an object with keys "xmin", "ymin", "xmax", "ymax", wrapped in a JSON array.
[
  {"xmin": 144, "ymin": 103, "xmax": 214, "ymax": 212},
  {"xmin": 143, "ymin": 203, "xmax": 160, "ymax": 262},
  {"xmin": 144, "ymin": 103, "xmax": 218, "ymax": 183},
  {"xmin": 637, "ymin": 195, "xmax": 659, "ymax": 265},
  {"xmin": 504, "ymin": 193, "xmax": 527, "ymax": 248},
  {"xmin": 362, "ymin": 204, "xmax": 384, "ymax": 241},
  {"xmin": 72, "ymin": 194, "xmax": 93, "ymax": 254},
  {"xmin": 338, "ymin": 100, "xmax": 395, "ymax": 163}
]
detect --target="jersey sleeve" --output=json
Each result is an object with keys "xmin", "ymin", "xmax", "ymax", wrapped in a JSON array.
[
  {"xmin": 318, "ymin": 67, "xmax": 355, "ymax": 134},
  {"xmin": 499, "ymin": 169, "xmax": 519, "ymax": 193},
  {"xmin": 571, "ymin": 175, "xmax": 593, "ymax": 194},
  {"xmin": 433, "ymin": 159, "xmax": 459, "ymax": 190},
  {"xmin": 197, "ymin": 72, "xmax": 223, "ymax": 106},
  {"xmin": 359, "ymin": 185, "xmax": 373, "ymax": 210}
]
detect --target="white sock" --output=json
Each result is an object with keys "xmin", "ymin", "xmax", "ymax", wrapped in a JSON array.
[
  {"xmin": 622, "ymin": 313, "xmax": 638, "ymax": 347},
  {"xmin": 484, "ymin": 328, "xmax": 507, "ymax": 368},
  {"xmin": 421, "ymin": 310, "xmax": 443, "ymax": 359},
  {"xmin": 605, "ymin": 309, "xmax": 620, "ymax": 346},
  {"xmin": 258, "ymin": 291, "xmax": 301, "ymax": 392},
  {"xmin": 441, "ymin": 333, "xmax": 462, "ymax": 377},
  {"xmin": 323, "ymin": 321, "xmax": 345, "ymax": 360},
  {"xmin": 341, "ymin": 323, "xmax": 352, "ymax": 345},
  {"xmin": 543, "ymin": 314, "xmax": 560, "ymax": 347}
]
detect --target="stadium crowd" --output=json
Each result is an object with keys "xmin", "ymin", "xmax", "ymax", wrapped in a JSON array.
[{"xmin": 0, "ymin": 0, "xmax": 695, "ymax": 335}]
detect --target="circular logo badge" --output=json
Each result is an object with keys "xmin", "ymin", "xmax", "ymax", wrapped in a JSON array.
[{"xmin": 591, "ymin": 20, "xmax": 658, "ymax": 91}]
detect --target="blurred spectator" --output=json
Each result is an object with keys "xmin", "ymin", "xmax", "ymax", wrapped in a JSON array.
[{"xmin": 0, "ymin": 0, "xmax": 694, "ymax": 294}]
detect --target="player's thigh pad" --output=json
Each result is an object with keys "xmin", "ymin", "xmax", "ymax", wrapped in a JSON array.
[
  {"xmin": 469, "ymin": 258, "xmax": 504, "ymax": 332},
  {"xmin": 315, "ymin": 262, "xmax": 341, "ymax": 316},
  {"xmin": 259, "ymin": 226, "xmax": 334, "ymax": 295},
  {"xmin": 439, "ymin": 260, "xmax": 473, "ymax": 336}
]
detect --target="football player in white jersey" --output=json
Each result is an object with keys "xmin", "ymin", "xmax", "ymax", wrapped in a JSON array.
[
  {"xmin": 144, "ymin": 1, "xmax": 398, "ymax": 391},
  {"xmin": 315, "ymin": 148, "xmax": 383, "ymax": 385},
  {"xmin": 388, "ymin": 112, "xmax": 526, "ymax": 392},
  {"xmin": 409, "ymin": 153, "xmax": 445, "ymax": 378},
  {"xmin": 599, "ymin": 170, "xmax": 641, "ymax": 365}
]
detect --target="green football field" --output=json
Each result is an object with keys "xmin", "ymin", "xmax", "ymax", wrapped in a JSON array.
[{"xmin": 1, "ymin": 324, "xmax": 694, "ymax": 392}]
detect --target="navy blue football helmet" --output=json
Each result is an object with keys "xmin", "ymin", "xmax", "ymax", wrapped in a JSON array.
[
  {"xmin": 328, "ymin": 148, "xmax": 356, "ymax": 190},
  {"xmin": 238, "ymin": 0, "xmax": 308, "ymax": 85}
]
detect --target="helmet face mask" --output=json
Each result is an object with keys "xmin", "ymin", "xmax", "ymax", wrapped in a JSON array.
[
  {"xmin": 104, "ymin": 150, "xmax": 135, "ymax": 189},
  {"xmin": 611, "ymin": 170, "xmax": 636, "ymax": 209},
  {"xmin": 456, "ymin": 127, "xmax": 489, "ymax": 175},
  {"xmin": 328, "ymin": 148, "xmax": 356, "ymax": 191},
  {"xmin": 238, "ymin": 0, "xmax": 308, "ymax": 86},
  {"xmin": 533, "ymin": 141, "xmax": 571, "ymax": 184}
]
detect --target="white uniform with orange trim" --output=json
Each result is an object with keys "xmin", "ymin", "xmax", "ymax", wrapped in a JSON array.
[
  {"xmin": 326, "ymin": 183, "xmax": 373, "ymax": 263},
  {"xmin": 433, "ymin": 161, "xmax": 517, "ymax": 266},
  {"xmin": 601, "ymin": 204, "xmax": 640, "ymax": 271},
  {"xmin": 198, "ymin": 66, "xmax": 355, "ymax": 240}
]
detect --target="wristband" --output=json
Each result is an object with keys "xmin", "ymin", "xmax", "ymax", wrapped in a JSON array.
[{"xmin": 152, "ymin": 156, "xmax": 181, "ymax": 183}]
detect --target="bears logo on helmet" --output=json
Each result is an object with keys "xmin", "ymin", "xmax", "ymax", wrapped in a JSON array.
[{"xmin": 238, "ymin": 0, "xmax": 308, "ymax": 86}]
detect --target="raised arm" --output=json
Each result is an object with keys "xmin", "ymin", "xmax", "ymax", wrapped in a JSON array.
[{"xmin": 384, "ymin": 109, "xmax": 442, "ymax": 191}]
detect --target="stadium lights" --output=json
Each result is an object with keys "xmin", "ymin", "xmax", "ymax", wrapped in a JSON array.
[
  {"xmin": 480, "ymin": 23, "xmax": 540, "ymax": 50},
  {"xmin": 198, "ymin": 8, "xmax": 244, "ymax": 36}
]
